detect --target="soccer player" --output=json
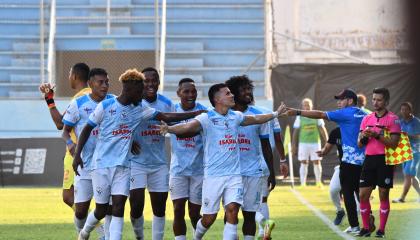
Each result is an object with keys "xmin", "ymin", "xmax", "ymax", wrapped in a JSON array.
[
  {"xmin": 225, "ymin": 76, "xmax": 276, "ymax": 240},
  {"xmin": 169, "ymin": 78, "xmax": 207, "ymax": 240},
  {"xmin": 317, "ymin": 126, "xmax": 347, "ymax": 225},
  {"xmin": 357, "ymin": 88, "xmax": 401, "ymax": 238},
  {"xmin": 284, "ymin": 89, "xmax": 367, "ymax": 234},
  {"xmin": 61, "ymin": 68, "xmax": 114, "ymax": 235},
  {"xmin": 393, "ymin": 102, "xmax": 420, "ymax": 203},
  {"xmin": 159, "ymin": 83, "xmax": 286, "ymax": 240},
  {"xmin": 292, "ymin": 98, "xmax": 327, "ymax": 187},
  {"xmin": 357, "ymin": 94, "xmax": 372, "ymax": 114},
  {"xmin": 39, "ymin": 63, "xmax": 91, "ymax": 209},
  {"xmin": 75, "ymin": 69, "xmax": 204, "ymax": 240}
]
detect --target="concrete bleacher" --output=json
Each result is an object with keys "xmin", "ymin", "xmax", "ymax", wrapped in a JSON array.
[{"xmin": 0, "ymin": 0, "xmax": 265, "ymax": 99}]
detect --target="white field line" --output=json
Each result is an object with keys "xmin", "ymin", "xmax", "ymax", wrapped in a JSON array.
[{"xmin": 290, "ymin": 188, "xmax": 356, "ymax": 240}]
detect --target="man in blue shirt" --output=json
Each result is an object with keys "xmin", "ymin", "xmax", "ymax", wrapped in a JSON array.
[
  {"xmin": 284, "ymin": 89, "xmax": 368, "ymax": 234},
  {"xmin": 159, "ymin": 83, "xmax": 286, "ymax": 240},
  {"xmin": 393, "ymin": 102, "xmax": 420, "ymax": 203}
]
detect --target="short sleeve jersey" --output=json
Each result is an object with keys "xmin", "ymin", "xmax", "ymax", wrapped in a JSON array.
[
  {"xmin": 88, "ymin": 98, "xmax": 158, "ymax": 169},
  {"xmin": 360, "ymin": 111, "xmax": 401, "ymax": 156},
  {"xmin": 62, "ymin": 94, "xmax": 114, "ymax": 169},
  {"xmin": 238, "ymin": 106, "xmax": 271, "ymax": 177},
  {"xmin": 293, "ymin": 116, "xmax": 325, "ymax": 143},
  {"xmin": 194, "ymin": 109, "xmax": 245, "ymax": 177},
  {"xmin": 326, "ymin": 106, "xmax": 367, "ymax": 165},
  {"xmin": 327, "ymin": 127, "xmax": 343, "ymax": 161},
  {"xmin": 170, "ymin": 103, "xmax": 208, "ymax": 176},
  {"xmin": 131, "ymin": 94, "xmax": 175, "ymax": 169},
  {"xmin": 400, "ymin": 116, "xmax": 420, "ymax": 154}
]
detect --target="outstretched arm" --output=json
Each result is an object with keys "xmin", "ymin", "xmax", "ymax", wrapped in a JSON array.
[
  {"xmin": 285, "ymin": 108, "xmax": 328, "ymax": 120},
  {"xmin": 241, "ymin": 103, "xmax": 286, "ymax": 126},
  {"xmin": 72, "ymin": 124, "xmax": 94, "ymax": 175},
  {"xmin": 159, "ymin": 119, "xmax": 202, "ymax": 137},
  {"xmin": 39, "ymin": 83, "xmax": 64, "ymax": 130},
  {"xmin": 155, "ymin": 110, "xmax": 206, "ymax": 123}
]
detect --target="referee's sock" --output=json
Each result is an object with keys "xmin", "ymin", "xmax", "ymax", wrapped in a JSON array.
[
  {"xmin": 360, "ymin": 200, "xmax": 371, "ymax": 230},
  {"xmin": 379, "ymin": 200, "xmax": 390, "ymax": 232}
]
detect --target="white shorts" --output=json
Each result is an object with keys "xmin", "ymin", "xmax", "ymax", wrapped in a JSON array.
[
  {"xmin": 261, "ymin": 177, "xmax": 270, "ymax": 198},
  {"xmin": 201, "ymin": 175, "xmax": 243, "ymax": 215},
  {"xmin": 91, "ymin": 166, "xmax": 130, "ymax": 204},
  {"xmin": 242, "ymin": 176, "xmax": 265, "ymax": 212},
  {"xmin": 130, "ymin": 165, "xmax": 169, "ymax": 192},
  {"xmin": 298, "ymin": 143, "xmax": 322, "ymax": 161},
  {"xmin": 169, "ymin": 175, "xmax": 203, "ymax": 205},
  {"xmin": 74, "ymin": 176, "xmax": 93, "ymax": 203}
]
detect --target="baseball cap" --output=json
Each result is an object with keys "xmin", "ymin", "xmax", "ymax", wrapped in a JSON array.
[{"xmin": 334, "ymin": 89, "xmax": 358, "ymax": 104}]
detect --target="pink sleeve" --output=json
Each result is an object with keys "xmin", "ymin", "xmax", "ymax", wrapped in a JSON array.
[
  {"xmin": 388, "ymin": 115, "xmax": 401, "ymax": 133},
  {"xmin": 360, "ymin": 116, "xmax": 367, "ymax": 131}
]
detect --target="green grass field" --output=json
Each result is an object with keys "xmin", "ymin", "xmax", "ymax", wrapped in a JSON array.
[{"xmin": 0, "ymin": 184, "xmax": 419, "ymax": 240}]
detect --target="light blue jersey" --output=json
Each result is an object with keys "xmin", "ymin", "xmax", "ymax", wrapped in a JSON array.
[
  {"xmin": 238, "ymin": 106, "xmax": 271, "ymax": 177},
  {"xmin": 170, "ymin": 103, "xmax": 208, "ymax": 176},
  {"xmin": 195, "ymin": 109, "xmax": 244, "ymax": 177},
  {"xmin": 63, "ymin": 94, "xmax": 114, "ymax": 170},
  {"xmin": 131, "ymin": 94, "xmax": 175, "ymax": 169},
  {"xmin": 88, "ymin": 98, "xmax": 158, "ymax": 169}
]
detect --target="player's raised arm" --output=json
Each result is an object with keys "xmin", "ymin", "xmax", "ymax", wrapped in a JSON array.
[
  {"xmin": 72, "ymin": 124, "xmax": 94, "ymax": 175},
  {"xmin": 39, "ymin": 83, "xmax": 64, "ymax": 130},
  {"xmin": 154, "ymin": 109, "xmax": 206, "ymax": 123},
  {"xmin": 285, "ymin": 107, "xmax": 328, "ymax": 120},
  {"xmin": 241, "ymin": 103, "xmax": 286, "ymax": 126},
  {"xmin": 159, "ymin": 119, "xmax": 202, "ymax": 137}
]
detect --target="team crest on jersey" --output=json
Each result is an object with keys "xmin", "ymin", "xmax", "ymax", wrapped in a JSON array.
[
  {"xmin": 384, "ymin": 178, "xmax": 391, "ymax": 185},
  {"xmin": 121, "ymin": 111, "xmax": 128, "ymax": 119},
  {"xmin": 203, "ymin": 198, "xmax": 209, "ymax": 207},
  {"xmin": 84, "ymin": 107, "xmax": 93, "ymax": 114},
  {"xmin": 109, "ymin": 109, "xmax": 116, "ymax": 115},
  {"xmin": 96, "ymin": 187, "xmax": 103, "ymax": 195}
]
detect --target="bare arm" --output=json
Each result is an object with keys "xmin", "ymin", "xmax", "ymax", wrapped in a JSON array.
[
  {"xmin": 48, "ymin": 108, "xmax": 64, "ymax": 130},
  {"xmin": 286, "ymin": 108, "xmax": 328, "ymax": 120},
  {"xmin": 155, "ymin": 110, "xmax": 205, "ymax": 123},
  {"xmin": 261, "ymin": 138, "xmax": 276, "ymax": 191},
  {"xmin": 72, "ymin": 124, "xmax": 94, "ymax": 175},
  {"xmin": 318, "ymin": 125, "xmax": 328, "ymax": 145},
  {"xmin": 62, "ymin": 125, "xmax": 76, "ymax": 156},
  {"xmin": 160, "ymin": 120, "xmax": 202, "ymax": 137},
  {"xmin": 359, "ymin": 129, "xmax": 400, "ymax": 149},
  {"xmin": 317, "ymin": 142, "xmax": 334, "ymax": 157},
  {"xmin": 274, "ymin": 132, "xmax": 288, "ymax": 178}
]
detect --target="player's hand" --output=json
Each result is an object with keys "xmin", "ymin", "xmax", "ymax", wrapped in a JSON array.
[
  {"xmin": 67, "ymin": 143, "xmax": 76, "ymax": 157},
  {"xmin": 158, "ymin": 121, "xmax": 169, "ymax": 136},
  {"xmin": 268, "ymin": 173, "xmax": 276, "ymax": 191},
  {"xmin": 316, "ymin": 149, "xmax": 324, "ymax": 157},
  {"xmin": 284, "ymin": 107, "xmax": 298, "ymax": 116},
  {"xmin": 363, "ymin": 129, "xmax": 376, "ymax": 138},
  {"xmin": 72, "ymin": 154, "xmax": 83, "ymax": 176},
  {"xmin": 275, "ymin": 102, "xmax": 287, "ymax": 116},
  {"xmin": 131, "ymin": 141, "xmax": 141, "ymax": 155},
  {"xmin": 39, "ymin": 83, "xmax": 55, "ymax": 96},
  {"xmin": 280, "ymin": 162, "xmax": 289, "ymax": 178}
]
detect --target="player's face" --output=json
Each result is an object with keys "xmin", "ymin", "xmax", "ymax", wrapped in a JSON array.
[
  {"xmin": 143, "ymin": 71, "xmax": 159, "ymax": 100},
  {"xmin": 90, "ymin": 74, "xmax": 109, "ymax": 99},
  {"xmin": 237, "ymin": 84, "xmax": 253, "ymax": 105},
  {"xmin": 400, "ymin": 105, "xmax": 411, "ymax": 119},
  {"xmin": 337, "ymin": 98, "xmax": 350, "ymax": 109},
  {"xmin": 68, "ymin": 68, "xmax": 76, "ymax": 89},
  {"xmin": 177, "ymin": 82, "xmax": 197, "ymax": 109},
  {"xmin": 302, "ymin": 101, "xmax": 312, "ymax": 110},
  {"xmin": 372, "ymin": 93, "xmax": 387, "ymax": 111},
  {"xmin": 215, "ymin": 87, "xmax": 235, "ymax": 108}
]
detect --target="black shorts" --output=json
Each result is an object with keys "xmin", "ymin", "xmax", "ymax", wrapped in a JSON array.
[{"xmin": 360, "ymin": 155, "xmax": 395, "ymax": 189}]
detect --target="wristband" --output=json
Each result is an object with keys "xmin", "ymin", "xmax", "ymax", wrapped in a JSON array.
[
  {"xmin": 280, "ymin": 158, "xmax": 287, "ymax": 163},
  {"xmin": 45, "ymin": 91, "xmax": 55, "ymax": 108},
  {"xmin": 296, "ymin": 110, "xmax": 301, "ymax": 116},
  {"xmin": 272, "ymin": 111, "xmax": 279, "ymax": 118},
  {"xmin": 66, "ymin": 139, "xmax": 74, "ymax": 146}
]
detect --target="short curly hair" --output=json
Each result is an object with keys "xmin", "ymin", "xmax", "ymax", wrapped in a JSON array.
[
  {"xmin": 225, "ymin": 75, "xmax": 254, "ymax": 103},
  {"xmin": 119, "ymin": 68, "xmax": 145, "ymax": 82}
]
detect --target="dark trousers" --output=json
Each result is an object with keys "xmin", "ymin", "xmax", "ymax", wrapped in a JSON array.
[{"xmin": 339, "ymin": 162, "xmax": 362, "ymax": 228}]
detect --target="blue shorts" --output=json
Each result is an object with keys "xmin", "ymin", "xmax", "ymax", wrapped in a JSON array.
[{"xmin": 403, "ymin": 153, "xmax": 420, "ymax": 176}]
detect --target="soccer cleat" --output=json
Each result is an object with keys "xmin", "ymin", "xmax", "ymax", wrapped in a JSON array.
[
  {"xmin": 391, "ymin": 198, "xmax": 405, "ymax": 203},
  {"xmin": 343, "ymin": 226, "xmax": 360, "ymax": 234},
  {"xmin": 375, "ymin": 230, "xmax": 385, "ymax": 238},
  {"xmin": 263, "ymin": 220, "xmax": 275, "ymax": 240},
  {"xmin": 369, "ymin": 214, "xmax": 376, "ymax": 233},
  {"xmin": 78, "ymin": 230, "xmax": 90, "ymax": 240},
  {"xmin": 355, "ymin": 228, "xmax": 371, "ymax": 237},
  {"xmin": 333, "ymin": 209, "xmax": 345, "ymax": 225}
]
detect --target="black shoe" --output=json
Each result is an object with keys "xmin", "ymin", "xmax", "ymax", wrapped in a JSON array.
[
  {"xmin": 375, "ymin": 230, "xmax": 385, "ymax": 238},
  {"xmin": 355, "ymin": 228, "xmax": 371, "ymax": 237},
  {"xmin": 334, "ymin": 210, "xmax": 345, "ymax": 225},
  {"xmin": 369, "ymin": 214, "xmax": 376, "ymax": 233}
]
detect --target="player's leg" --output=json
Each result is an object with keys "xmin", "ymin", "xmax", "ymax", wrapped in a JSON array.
[
  {"xmin": 187, "ymin": 175, "xmax": 203, "ymax": 231},
  {"xmin": 63, "ymin": 154, "xmax": 75, "ymax": 208},
  {"xmin": 311, "ymin": 144, "xmax": 323, "ymax": 187},
  {"xmin": 170, "ymin": 175, "xmax": 189, "ymax": 239},
  {"xmin": 375, "ymin": 162, "xmax": 394, "ymax": 237},
  {"xmin": 223, "ymin": 176, "xmax": 243, "ymax": 240},
  {"xmin": 129, "ymin": 167, "xmax": 147, "ymax": 240},
  {"xmin": 74, "ymin": 177, "xmax": 93, "ymax": 233},
  {"xmin": 194, "ymin": 176, "xmax": 224, "ymax": 239},
  {"xmin": 298, "ymin": 143, "xmax": 309, "ymax": 186},
  {"xmin": 357, "ymin": 158, "xmax": 377, "ymax": 237},
  {"xmin": 109, "ymin": 166, "xmax": 130, "ymax": 240},
  {"xmin": 330, "ymin": 166, "xmax": 345, "ymax": 225},
  {"xmin": 148, "ymin": 166, "xmax": 170, "ymax": 240},
  {"xmin": 340, "ymin": 163, "xmax": 361, "ymax": 233},
  {"xmin": 241, "ymin": 176, "xmax": 264, "ymax": 239},
  {"xmin": 255, "ymin": 177, "xmax": 269, "ymax": 238}
]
